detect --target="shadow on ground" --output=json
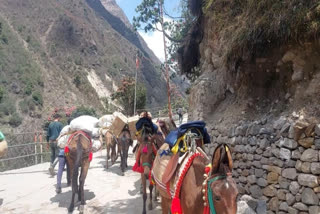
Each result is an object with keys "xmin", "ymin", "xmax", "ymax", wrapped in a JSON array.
[{"xmin": 50, "ymin": 189, "xmax": 95, "ymax": 211}]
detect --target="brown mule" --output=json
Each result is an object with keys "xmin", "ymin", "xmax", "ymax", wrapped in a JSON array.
[
  {"xmin": 103, "ymin": 131, "xmax": 118, "ymax": 169},
  {"xmin": 158, "ymin": 144, "xmax": 238, "ymax": 214},
  {"xmin": 117, "ymin": 126, "xmax": 133, "ymax": 174},
  {"xmin": 66, "ymin": 132, "xmax": 92, "ymax": 213}
]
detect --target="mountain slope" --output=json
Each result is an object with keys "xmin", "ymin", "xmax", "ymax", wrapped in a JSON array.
[{"xmin": 0, "ymin": 0, "xmax": 167, "ymax": 132}]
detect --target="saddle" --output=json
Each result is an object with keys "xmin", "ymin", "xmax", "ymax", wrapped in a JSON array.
[{"xmin": 162, "ymin": 152, "xmax": 179, "ymax": 184}]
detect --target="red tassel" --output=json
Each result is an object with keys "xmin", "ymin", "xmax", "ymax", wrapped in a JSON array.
[
  {"xmin": 149, "ymin": 171, "xmax": 155, "ymax": 185},
  {"xmin": 171, "ymin": 197, "xmax": 182, "ymax": 214},
  {"xmin": 89, "ymin": 152, "xmax": 93, "ymax": 162},
  {"xmin": 132, "ymin": 162, "xmax": 144, "ymax": 173},
  {"xmin": 64, "ymin": 146, "xmax": 70, "ymax": 156},
  {"xmin": 203, "ymin": 206, "xmax": 210, "ymax": 214}
]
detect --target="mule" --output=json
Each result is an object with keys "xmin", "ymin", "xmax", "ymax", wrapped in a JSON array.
[
  {"xmin": 104, "ymin": 131, "xmax": 118, "ymax": 169},
  {"xmin": 65, "ymin": 132, "xmax": 92, "ymax": 213},
  {"xmin": 158, "ymin": 143, "xmax": 238, "ymax": 214},
  {"xmin": 117, "ymin": 126, "xmax": 133, "ymax": 174}
]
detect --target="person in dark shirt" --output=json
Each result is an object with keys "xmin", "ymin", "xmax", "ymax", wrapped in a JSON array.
[{"xmin": 47, "ymin": 114, "xmax": 63, "ymax": 176}]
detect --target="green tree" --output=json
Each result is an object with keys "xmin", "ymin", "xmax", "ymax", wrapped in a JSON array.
[
  {"xmin": 133, "ymin": 0, "xmax": 194, "ymax": 119},
  {"xmin": 111, "ymin": 77, "xmax": 146, "ymax": 116}
]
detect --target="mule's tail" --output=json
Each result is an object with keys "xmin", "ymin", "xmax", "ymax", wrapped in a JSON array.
[{"xmin": 72, "ymin": 135, "xmax": 83, "ymax": 194}]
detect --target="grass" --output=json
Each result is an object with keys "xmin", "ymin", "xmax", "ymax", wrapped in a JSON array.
[{"xmin": 202, "ymin": 0, "xmax": 320, "ymax": 67}]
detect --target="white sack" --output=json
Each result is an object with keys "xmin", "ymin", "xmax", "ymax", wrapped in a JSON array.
[
  {"xmin": 99, "ymin": 115, "xmax": 114, "ymax": 128},
  {"xmin": 92, "ymin": 128, "xmax": 100, "ymax": 138},
  {"xmin": 92, "ymin": 139, "xmax": 102, "ymax": 152},
  {"xmin": 60, "ymin": 125, "xmax": 71, "ymax": 136},
  {"xmin": 70, "ymin": 115, "xmax": 99, "ymax": 133},
  {"xmin": 57, "ymin": 134, "xmax": 70, "ymax": 149}
]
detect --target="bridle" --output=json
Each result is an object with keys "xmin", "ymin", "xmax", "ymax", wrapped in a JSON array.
[{"xmin": 202, "ymin": 166, "xmax": 232, "ymax": 214}]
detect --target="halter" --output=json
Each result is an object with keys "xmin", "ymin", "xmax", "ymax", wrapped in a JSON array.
[{"xmin": 202, "ymin": 166, "xmax": 232, "ymax": 214}]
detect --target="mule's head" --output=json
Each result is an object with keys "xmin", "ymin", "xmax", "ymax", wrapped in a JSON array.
[
  {"xmin": 139, "ymin": 142, "xmax": 154, "ymax": 179},
  {"xmin": 206, "ymin": 144, "xmax": 238, "ymax": 214}
]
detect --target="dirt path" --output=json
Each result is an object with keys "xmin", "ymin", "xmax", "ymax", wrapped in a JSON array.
[{"xmin": 0, "ymin": 148, "xmax": 161, "ymax": 214}]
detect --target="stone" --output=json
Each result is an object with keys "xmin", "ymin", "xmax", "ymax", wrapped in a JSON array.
[
  {"xmin": 288, "ymin": 125, "xmax": 295, "ymax": 139},
  {"xmin": 311, "ymin": 162, "xmax": 320, "ymax": 174},
  {"xmin": 247, "ymin": 154, "xmax": 254, "ymax": 161},
  {"xmin": 295, "ymin": 193, "xmax": 301, "ymax": 202},
  {"xmin": 291, "ymin": 150, "xmax": 301, "ymax": 160},
  {"xmin": 314, "ymin": 187, "xmax": 320, "ymax": 193},
  {"xmin": 305, "ymin": 124, "xmax": 315, "ymax": 137},
  {"xmin": 282, "ymin": 168, "xmax": 297, "ymax": 180},
  {"xmin": 247, "ymin": 123, "xmax": 261, "ymax": 136},
  {"xmin": 295, "ymin": 160, "xmax": 302, "ymax": 171},
  {"xmin": 298, "ymin": 174, "xmax": 318, "ymax": 187},
  {"xmin": 248, "ymin": 175, "xmax": 257, "ymax": 184},
  {"xmin": 292, "ymin": 202, "xmax": 308, "ymax": 211},
  {"xmin": 301, "ymin": 188, "xmax": 319, "ymax": 205},
  {"xmin": 278, "ymin": 138, "xmax": 298, "ymax": 149},
  {"xmin": 267, "ymin": 172, "xmax": 279, "ymax": 184},
  {"xmin": 268, "ymin": 197, "xmax": 279, "ymax": 212},
  {"xmin": 262, "ymin": 149, "xmax": 272, "ymax": 157},
  {"xmin": 301, "ymin": 149, "xmax": 318, "ymax": 162},
  {"xmin": 271, "ymin": 148, "xmax": 280, "ymax": 158},
  {"xmin": 315, "ymin": 124, "xmax": 320, "ymax": 136},
  {"xmin": 255, "ymin": 169, "xmax": 264, "ymax": 177},
  {"xmin": 298, "ymin": 138, "xmax": 314, "ymax": 148},
  {"xmin": 286, "ymin": 193, "xmax": 295, "ymax": 206},
  {"xmin": 279, "ymin": 148, "xmax": 291, "ymax": 160},
  {"xmin": 254, "ymin": 154, "xmax": 262, "ymax": 160},
  {"xmin": 256, "ymin": 200, "xmax": 267, "ymax": 214},
  {"xmin": 294, "ymin": 121, "xmax": 309, "ymax": 140},
  {"xmin": 269, "ymin": 157, "xmax": 284, "ymax": 167},
  {"xmin": 248, "ymin": 136, "xmax": 257, "ymax": 146},
  {"xmin": 263, "ymin": 185, "xmax": 277, "ymax": 197},
  {"xmin": 260, "ymin": 157, "xmax": 269, "ymax": 165},
  {"xmin": 259, "ymin": 138, "xmax": 270, "ymax": 149},
  {"xmin": 237, "ymin": 201, "xmax": 255, "ymax": 214},
  {"xmin": 309, "ymin": 206, "xmax": 320, "ymax": 214},
  {"xmin": 292, "ymin": 69, "xmax": 304, "ymax": 82},
  {"xmin": 314, "ymin": 139, "xmax": 320, "ymax": 150},
  {"xmin": 278, "ymin": 177, "xmax": 290, "ymax": 189},
  {"xmin": 277, "ymin": 189, "xmax": 287, "ymax": 200},
  {"xmin": 279, "ymin": 202, "xmax": 288, "ymax": 212},
  {"xmin": 240, "ymin": 195, "xmax": 258, "ymax": 210},
  {"xmin": 242, "ymin": 169, "xmax": 250, "ymax": 177},
  {"xmin": 239, "ymin": 176, "xmax": 247, "ymax": 183},
  {"xmin": 287, "ymin": 207, "xmax": 298, "ymax": 214},
  {"xmin": 280, "ymin": 123, "xmax": 291, "ymax": 134},
  {"xmin": 284, "ymin": 160, "xmax": 296, "ymax": 168},
  {"xmin": 249, "ymin": 185, "xmax": 263, "ymax": 198},
  {"xmin": 301, "ymin": 161, "xmax": 311, "ymax": 173},
  {"xmin": 235, "ymin": 126, "xmax": 246, "ymax": 136},
  {"xmin": 257, "ymin": 178, "xmax": 268, "ymax": 187},
  {"xmin": 262, "ymin": 165, "xmax": 282, "ymax": 174},
  {"xmin": 289, "ymin": 181, "xmax": 300, "ymax": 195},
  {"xmin": 273, "ymin": 116, "xmax": 287, "ymax": 130}
]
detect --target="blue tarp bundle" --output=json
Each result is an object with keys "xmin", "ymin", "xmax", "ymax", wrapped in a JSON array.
[
  {"xmin": 165, "ymin": 121, "xmax": 211, "ymax": 147},
  {"xmin": 135, "ymin": 117, "xmax": 158, "ymax": 134}
]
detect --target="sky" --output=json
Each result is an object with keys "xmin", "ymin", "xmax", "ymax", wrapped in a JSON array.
[{"xmin": 115, "ymin": 0, "xmax": 181, "ymax": 61}]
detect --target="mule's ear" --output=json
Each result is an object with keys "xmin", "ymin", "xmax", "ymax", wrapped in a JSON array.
[
  {"xmin": 225, "ymin": 145, "xmax": 233, "ymax": 171},
  {"xmin": 211, "ymin": 145, "xmax": 222, "ymax": 174}
]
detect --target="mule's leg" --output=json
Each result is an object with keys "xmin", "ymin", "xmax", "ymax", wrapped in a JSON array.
[
  {"xmin": 161, "ymin": 196, "xmax": 171, "ymax": 214},
  {"xmin": 68, "ymin": 183, "xmax": 76, "ymax": 213},
  {"xmin": 119, "ymin": 145, "xmax": 125, "ymax": 174},
  {"xmin": 141, "ymin": 174, "xmax": 147, "ymax": 214},
  {"xmin": 153, "ymin": 186, "xmax": 158, "ymax": 202},
  {"xmin": 78, "ymin": 160, "xmax": 90, "ymax": 213},
  {"xmin": 66, "ymin": 157, "xmax": 75, "ymax": 212},
  {"xmin": 148, "ymin": 183, "xmax": 153, "ymax": 210},
  {"xmin": 106, "ymin": 143, "xmax": 110, "ymax": 169},
  {"xmin": 125, "ymin": 145, "xmax": 129, "ymax": 168}
]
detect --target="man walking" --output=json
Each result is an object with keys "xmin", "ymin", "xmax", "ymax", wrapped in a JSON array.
[{"xmin": 47, "ymin": 114, "xmax": 63, "ymax": 176}]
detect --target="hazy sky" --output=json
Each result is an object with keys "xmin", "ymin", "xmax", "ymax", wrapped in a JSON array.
[{"xmin": 115, "ymin": 0, "xmax": 181, "ymax": 61}]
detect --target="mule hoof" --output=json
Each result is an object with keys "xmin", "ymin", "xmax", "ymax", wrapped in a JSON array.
[
  {"xmin": 68, "ymin": 206, "xmax": 74, "ymax": 213},
  {"xmin": 148, "ymin": 203, "xmax": 153, "ymax": 210},
  {"xmin": 79, "ymin": 205, "xmax": 84, "ymax": 213}
]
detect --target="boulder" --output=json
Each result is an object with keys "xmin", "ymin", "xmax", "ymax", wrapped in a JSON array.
[
  {"xmin": 268, "ymin": 197, "xmax": 279, "ymax": 212},
  {"xmin": 311, "ymin": 162, "xmax": 320, "ymax": 174},
  {"xmin": 278, "ymin": 138, "xmax": 298, "ymax": 149},
  {"xmin": 237, "ymin": 201, "xmax": 256, "ymax": 214},
  {"xmin": 263, "ymin": 185, "xmax": 277, "ymax": 197},
  {"xmin": 279, "ymin": 148, "xmax": 291, "ymax": 160},
  {"xmin": 249, "ymin": 185, "xmax": 263, "ymax": 199},
  {"xmin": 267, "ymin": 172, "xmax": 279, "ymax": 184},
  {"xmin": 292, "ymin": 202, "xmax": 308, "ymax": 211},
  {"xmin": 293, "ymin": 121, "xmax": 309, "ymax": 141},
  {"xmin": 289, "ymin": 181, "xmax": 300, "ymax": 195},
  {"xmin": 309, "ymin": 206, "xmax": 320, "ymax": 214},
  {"xmin": 286, "ymin": 193, "xmax": 296, "ymax": 206},
  {"xmin": 279, "ymin": 202, "xmax": 288, "ymax": 212}
]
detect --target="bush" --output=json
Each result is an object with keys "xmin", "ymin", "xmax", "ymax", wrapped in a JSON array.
[
  {"xmin": 9, "ymin": 113, "xmax": 22, "ymax": 127},
  {"xmin": 73, "ymin": 75, "xmax": 81, "ymax": 88},
  {"xmin": 70, "ymin": 105, "xmax": 97, "ymax": 119},
  {"xmin": 0, "ymin": 98, "xmax": 16, "ymax": 115},
  {"xmin": 19, "ymin": 98, "xmax": 35, "ymax": 114},
  {"xmin": 32, "ymin": 91, "xmax": 43, "ymax": 106}
]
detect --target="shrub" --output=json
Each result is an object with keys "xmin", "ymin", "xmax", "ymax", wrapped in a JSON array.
[
  {"xmin": 0, "ymin": 98, "xmax": 16, "ymax": 115},
  {"xmin": 32, "ymin": 91, "xmax": 43, "ymax": 106},
  {"xmin": 0, "ymin": 86, "xmax": 4, "ymax": 102},
  {"xmin": 73, "ymin": 75, "xmax": 81, "ymax": 88},
  {"xmin": 9, "ymin": 113, "xmax": 22, "ymax": 127},
  {"xmin": 70, "ymin": 105, "xmax": 97, "ymax": 119},
  {"xmin": 19, "ymin": 98, "xmax": 35, "ymax": 114}
]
